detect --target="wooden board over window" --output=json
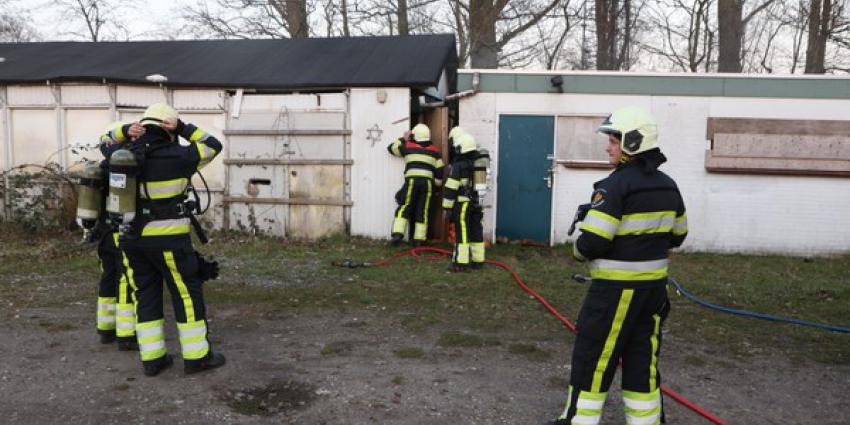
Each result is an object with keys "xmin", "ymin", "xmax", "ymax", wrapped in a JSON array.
[
  {"xmin": 556, "ymin": 115, "xmax": 613, "ymax": 169},
  {"xmin": 706, "ymin": 118, "xmax": 850, "ymax": 177}
]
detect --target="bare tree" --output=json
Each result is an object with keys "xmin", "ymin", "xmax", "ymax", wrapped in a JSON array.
[
  {"xmin": 467, "ymin": 0, "xmax": 562, "ymax": 69},
  {"xmin": 594, "ymin": 0, "xmax": 646, "ymax": 70},
  {"xmin": 184, "ymin": 0, "xmax": 313, "ymax": 39},
  {"xmin": 642, "ymin": 0, "xmax": 716, "ymax": 72},
  {"xmin": 717, "ymin": 0, "xmax": 776, "ymax": 72},
  {"xmin": 0, "ymin": 13, "xmax": 38, "ymax": 41},
  {"xmin": 53, "ymin": 0, "xmax": 131, "ymax": 41}
]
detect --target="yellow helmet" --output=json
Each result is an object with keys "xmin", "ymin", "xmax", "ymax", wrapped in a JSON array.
[
  {"xmin": 454, "ymin": 133, "xmax": 477, "ymax": 154},
  {"xmin": 411, "ymin": 123, "xmax": 430, "ymax": 142},
  {"xmin": 140, "ymin": 103, "xmax": 178, "ymax": 128},
  {"xmin": 448, "ymin": 126, "xmax": 466, "ymax": 142},
  {"xmin": 597, "ymin": 106, "xmax": 658, "ymax": 155}
]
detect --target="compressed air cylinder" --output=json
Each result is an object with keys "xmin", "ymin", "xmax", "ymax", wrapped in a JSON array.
[
  {"xmin": 106, "ymin": 149, "xmax": 138, "ymax": 225},
  {"xmin": 75, "ymin": 163, "xmax": 104, "ymax": 230},
  {"xmin": 473, "ymin": 149, "xmax": 490, "ymax": 195}
]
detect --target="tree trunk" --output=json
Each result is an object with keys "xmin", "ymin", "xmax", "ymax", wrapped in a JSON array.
[
  {"xmin": 398, "ymin": 0, "xmax": 409, "ymax": 35},
  {"xmin": 341, "ymin": 0, "xmax": 350, "ymax": 37},
  {"xmin": 595, "ymin": 0, "xmax": 619, "ymax": 70},
  {"xmin": 285, "ymin": 0, "xmax": 309, "ymax": 38},
  {"xmin": 717, "ymin": 0, "xmax": 743, "ymax": 72},
  {"xmin": 469, "ymin": 0, "xmax": 502, "ymax": 68},
  {"xmin": 805, "ymin": 0, "xmax": 831, "ymax": 73}
]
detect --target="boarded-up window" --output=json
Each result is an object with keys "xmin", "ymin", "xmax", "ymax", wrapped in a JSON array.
[
  {"xmin": 706, "ymin": 118, "xmax": 850, "ymax": 177},
  {"xmin": 556, "ymin": 115, "xmax": 611, "ymax": 168}
]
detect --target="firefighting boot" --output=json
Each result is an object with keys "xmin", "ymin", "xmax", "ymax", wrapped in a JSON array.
[
  {"xmin": 184, "ymin": 352, "xmax": 226, "ymax": 375},
  {"xmin": 117, "ymin": 337, "xmax": 139, "ymax": 351},
  {"xmin": 99, "ymin": 330, "xmax": 116, "ymax": 344},
  {"xmin": 390, "ymin": 234, "xmax": 404, "ymax": 247},
  {"xmin": 143, "ymin": 354, "xmax": 174, "ymax": 377}
]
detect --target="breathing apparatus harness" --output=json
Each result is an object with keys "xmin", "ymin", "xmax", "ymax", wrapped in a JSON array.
[{"xmin": 107, "ymin": 131, "xmax": 219, "ymax": 281}]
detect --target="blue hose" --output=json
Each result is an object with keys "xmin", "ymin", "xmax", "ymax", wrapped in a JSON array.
[{"xmin": 668, "ymin": 278, "xmax": 850, "ymax": 334}]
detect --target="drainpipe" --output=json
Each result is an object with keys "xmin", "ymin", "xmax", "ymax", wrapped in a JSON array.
[{"xmin": 419, "ymin": 72, "xmax": 479, "ymax": 108}]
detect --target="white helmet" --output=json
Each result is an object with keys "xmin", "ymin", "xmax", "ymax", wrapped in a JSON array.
[
  {"xmin": 140, "ymin": 103, "xmax": 178, "ymax": 128},
  {"xmin": 597, "ymin": 106, "xmax": 658, "ymax": 155},
  {"xmin": 454, "ymin": 133, "xmax": 477, "ymax": 154},
  {"xmin": 411, "ymin": 123, "xmax": 430, "ymax": 142}
]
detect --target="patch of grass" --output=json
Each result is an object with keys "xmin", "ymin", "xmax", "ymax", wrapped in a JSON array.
[
  {"xmin": 320, "ymin": 341, "xmax": 353, "ymax": 356},
  {"xmin": 113, "ymin": 383, "xmax": 130, "ymax": 391},
  {"xmin": 394, "ymin": 347, "xmax": 425, "ymax": 359},
  {"xmin": 437, "ymin": 331, "xmax": 500, "ymax": 348},
  {"xmin": 508, "ymin": 343, "xmax": 551, "ymax": 361},
  {"xmin": 546, "ymin": 375, "xmax": 569, "ymax": 389},
  {"xmin": 391, "ymin": 376, "xmax": 405, "ymax": 385}
]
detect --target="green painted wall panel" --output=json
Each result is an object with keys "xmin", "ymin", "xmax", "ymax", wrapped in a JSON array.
[{"xmin": 457, "ymin": 72, "xmax": 850, "ymax": 99}]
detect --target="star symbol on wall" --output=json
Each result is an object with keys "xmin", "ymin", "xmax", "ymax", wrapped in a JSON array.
[{"xmin": 366, "ymin": 124, "xmax": 383, "ymax": 147}]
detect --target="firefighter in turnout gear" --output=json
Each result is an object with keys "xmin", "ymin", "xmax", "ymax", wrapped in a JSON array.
[
  {"xmin": 87, "ymin": 122, "xmax": 144, "ymax": 350},
  {"xmin": 442, "ymin": 131, "xmax": 488, "ymax": 272},
  {"xmin": 113, "ymin": 103, "xmax": 226, "ymax": 377},
  {"xmin": 388, "ymin": 123, "xmax": 444, "ymax": 246},
  {"xmin": 548, "ymin": 106, "xmax": 688, "ymax": 425}
]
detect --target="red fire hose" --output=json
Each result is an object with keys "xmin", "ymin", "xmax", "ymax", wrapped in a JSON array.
[{"xmin": 368, "ymin": 246, "xmax": 729, "ymax": 425}]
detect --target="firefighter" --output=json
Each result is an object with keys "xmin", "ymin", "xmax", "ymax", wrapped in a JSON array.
[
  {"xmin": 548, "ymin": 106, "xmax": 688, "ymax": 425},
  {"xmin": 91, "ymin": 122, "xmax": 144, "ymax": 350},
  {"xmin": 442, "ymin": 132, "xmax": 487, "ymax": 272},
  {"xmin": 114, "ymin": 103, "xmax": 226, "ymax": 377},
  {"xmin": 387, "ymin": 123, "xmax": 444, "ymax": 246}
]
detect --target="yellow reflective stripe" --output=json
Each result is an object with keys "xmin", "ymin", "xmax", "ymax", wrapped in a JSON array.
[
  {"xmin": 141, "ymin": 218, "xmax": 191, "ymax": 236},
  {"xmin": 97, "ymin": 296, "xmax": 117, "ymax": 330},
  {"xmin": 673, "ymin": 213, "xmax": 688, "ymax": 235},
  {"xmin": 442, "ymin": 198, "xmax": 455, "ymax": 209},
  {"xmin": 422, "ymin": 180, "xmax": 432, "ymax": 233},
  {"xmin": 109, "ymin": 124, "xmax": 127, "ymax": 143},
  {"xmin": 471, "ymin": 242, "xmax": 485, "ymax": 262},
  {"xmin": 623, "ymin": 389, "xmax": 662, "ymax": 425},
  {"xmin": 617, "ymin": 211, "xmax": 676, "ymax": 235},
  {"xmin": 177, "ymin": 320, "xmax": 209, "ymax": 360},
  {"xmin": 574, "ymin": 390, "xmax": 607, "ymax": 424},
  {"xmin": 164, "ymin": 251, "xmax": 195, "ymax": 323},
  {"xmin": 136, "ymin": 319, "xmax": 166, "ymax": 360},
  {"xmin": 189, "ymin": 128, "xmax": 208, "ymax": 142},
  {"xmin": 436, "ymin": 159, "xmax": 444, "ymax": 168},
  {"xmin": 404, "ymin": 169, "xmax": 434, "ymax": 178},
  {"xmin": 572, "ymin": 243, "xmax": 587, "ymax": 262},
  {"xmin": 591, "ymin": 290, "xmax": 633, "ymax": 392},
  {"xmin": 457, "ymin": 195, "xmax": 470, "ymax": 202},
  {"xmin": 580, "ymin": 209, "xmax": 620, "ymax": 240},
  {"xmin": 404, "ymin": 153, "xmax": 438, "ymax": 166},
  {"xmin": 455, "ymin": 243, "xmax": 470, "ymax": 264},
  {"xmin": 389, "ymin": 140, "xmax": 402, "ymax": 156},
  {"xmin": 444, "ymin": 178, "xmax": 460, "ymax": 190},
  {"xmin": 589, "ymin": 259, "xmax": 669, "ymax": 281},
  {"xmin": 459, "ymin": 202, "xmax": 469, "ymax": 243},
  {"xmin": 139, "ymin": 178, "xmax": 188, "ymax": 200},
  {"xmin": 649, "ymin": 313, "xmax": 661, "ymax": 390}
]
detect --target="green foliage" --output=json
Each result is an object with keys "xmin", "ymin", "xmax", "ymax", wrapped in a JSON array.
[{"xmin": 1, "ymin": 162, "xmax": 79, "ymax": 232}]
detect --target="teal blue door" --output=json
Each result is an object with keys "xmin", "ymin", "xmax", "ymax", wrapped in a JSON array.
[{"xmin": 496, "ymin": 115, "xmax": 554, "ymax": 243}]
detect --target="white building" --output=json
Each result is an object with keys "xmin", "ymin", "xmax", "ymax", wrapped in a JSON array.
[{"xmin": 458, "ymin": 70, "xmax": 850, "ymax": 255}]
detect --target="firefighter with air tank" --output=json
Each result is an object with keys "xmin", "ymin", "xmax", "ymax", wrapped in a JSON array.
[
  {"xmin": 104, "ymin": 103, "xmax": 224, "ymax": 377},
  {"xmin": 76, "ymin": 122, "xmax": 145, "ymax": 351},
  {"xmin": 442, "ymin": 127, "xmax": 490, "ymax": 272}
]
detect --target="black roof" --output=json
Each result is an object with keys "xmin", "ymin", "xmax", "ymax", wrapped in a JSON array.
[{"xmin": 0, "ymin": 35, "xmax": 457, "ymax": 91}]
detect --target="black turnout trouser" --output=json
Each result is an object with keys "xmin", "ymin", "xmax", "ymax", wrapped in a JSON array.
[
  {"xmin": 122, "ymin": 239, "xmax": 212, "ymax": 368},
  {"xmin": 559, "ymin": 283, "xmax": 670, "ymax": 425},
  {"xmin": 392, "ymin": 177, "xmax": 434, "ymax": 242},
  {"xmin": 450, "ymin": 201, "xmax": 484, "ymax": 265},
  {"xmin": 96, "ymin": 232, "xmax": 136, "ymax": 340}
]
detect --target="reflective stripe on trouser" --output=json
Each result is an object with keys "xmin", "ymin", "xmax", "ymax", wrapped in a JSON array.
[
  {"xmin": 116, "ymin": 304, "xmax": 136, "ymax": 337},
  {"xmin": 392, "ymin": 177, "xmax": 434, "ymax": 240},
  {"xmin": 471, "ymin": 242, "xmax": 485, "ymax": 263},
  {"xmin": 116, "ymin": 238, "xmax": 137, "ymax": 338},
  {"xmin": 97, "ymin": 297, "xmax": 117, "ymax": 331},
  {"xmin": 623, "ymin": 389, "xmax": 662, "ymax": 425},
  {"xmin": 122, "ymin": 243, "xmax": 210, "ymax": 366},
  {"xmin": 560, "ymin": 284, "xmax": 669, "ymax": 423},
  {"xmin": 178, "ymin": 320, "xmax": 210, "ymax": 360},
  {"xmin": 559, "ymin": 385, "xmax": 607, "ymax": 425},
  {"xmin": 589, "ymin": 258, "xmax": 669, "ymax": 281},
  {"xmin": 136, "ymin": 319, "xmax": 166, "ymax": 361},
  {"xmin": 452, "ymin": 201, "xmax": 484, "ymax": 265}
]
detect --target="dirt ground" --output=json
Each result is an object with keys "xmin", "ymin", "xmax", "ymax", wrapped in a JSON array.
[{"xmin": 1, "ymin": 297, "xmax": 848, "ymax": 425}]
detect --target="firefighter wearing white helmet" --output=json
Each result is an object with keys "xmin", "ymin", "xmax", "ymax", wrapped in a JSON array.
[
  {"xmin": 86, "ymin": 121, "xmax": 144, "ymax": 351},
  {"xmin": 387, "ymin": 123, "xmax": 444, "ymax": 246},
  {"xmin": 115, "ymin": 102, "xmax": 227, "ymax": 377},
  {"xmin": 548, "ymin": 106, "xmax": 688, "ymax": 425},
  {"xmin": 442, "ymin": 132, "xmax": 488, "ymax": 271}
]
